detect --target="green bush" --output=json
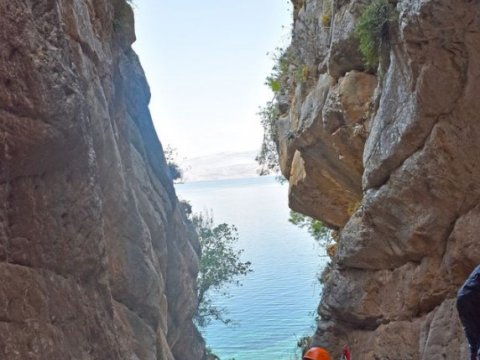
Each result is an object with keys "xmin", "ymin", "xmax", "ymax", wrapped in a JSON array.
[
  {"xmin": 265, "ymin": 47, "xmax": 291, "ymax": 94},
  {"xmin": 355, "ymin": 0, "xmax": 396, "ymax": 69}
]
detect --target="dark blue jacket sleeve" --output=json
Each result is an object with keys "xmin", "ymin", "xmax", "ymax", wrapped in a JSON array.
[{"xmin": 458, "ymin": 265, "xmax": 480, "ymax": 298}]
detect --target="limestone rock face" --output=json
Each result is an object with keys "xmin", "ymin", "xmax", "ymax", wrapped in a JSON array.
[
  {"xmin": 279, "ymin": 68, "xmax": 376, "ymax": 228},
  {"xmin": 0, "ymin": 1, "xmax": 204, "ymax": 359},
  {"xmin": 278, "ymin": 0, "xmax": 480, "ymax": 358}
]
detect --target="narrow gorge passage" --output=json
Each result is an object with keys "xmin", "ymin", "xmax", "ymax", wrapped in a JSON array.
[{"xmin": 2, "ymin": 0, "xmax": 480, "ymax": 359}]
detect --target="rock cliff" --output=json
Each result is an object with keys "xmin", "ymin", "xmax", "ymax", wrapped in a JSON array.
[
  {"xmin": 277, "ymin": 0, "xmax": 480, "ymax": 358},
  {"xmin": 0, "ymin": 1, "xmax": 204, "ymax": 359}
]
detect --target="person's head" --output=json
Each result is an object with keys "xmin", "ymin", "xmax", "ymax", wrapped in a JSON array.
[{"xmin": 303, "ymin": 347, "xmax": 332, "ymax": 360}]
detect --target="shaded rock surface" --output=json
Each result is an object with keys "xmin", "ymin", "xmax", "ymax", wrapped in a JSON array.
[
  {"xmin": 278, "ymin": 0, "xmax": 480, "ymax": 358},
  {"xmin": 0, "ymin": 0, "xmax": 204, "ymax": 359}
]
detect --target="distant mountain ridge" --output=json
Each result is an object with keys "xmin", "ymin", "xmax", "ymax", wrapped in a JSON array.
[{"xmin": 181, "ymin": 150, "xmax": 260, "ymax": 182}]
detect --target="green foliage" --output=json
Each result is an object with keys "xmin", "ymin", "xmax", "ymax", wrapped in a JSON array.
[
  {"xmin": 258, "ymin": 45, "xmax": 313, "ymax": 176},
  {"xmin": 295, "ymin": 64, "xmax": 310, "ymax": 83},
  {"xmin": 321, "ymin": 0, "xmax": 332, "ymax": 27},
  {"xmin": 167, "ymin": 163, "xmax": 182, "ymax": 181},
  {"xmin": 265, "ymin": 77, "xmax": 282, "ymax": 93},
  {"xmin": 192, "ymin": 212, "xmax": 252, "ymax": 328},
  {"xmin": 264, "ymin": 47, "xmax": 290, "ymax": 94},
  {"xmin": 265, "ymin": 47, "xmax": 310, "ymax": 94},
  {"xmin": 113, "ymin": 0, "xmax": 134, "ymax": 32},
  {"xmin": 355, "ymin": 0, "xmax": 396, "ymax": 69},
  {"xmin": 164, "ymin": 145, "xmax": 183, "ymax": 181},
  {"xmin": 256, "ymin": 100, "xmax": 281, "ymax": 175},
  {"xmin": 296, "ymin": 335, "xmax": 313, "ymax": 358},
  {"xmin": 289, "ymin": 211, "xmax": 329, "ymax": 244}
]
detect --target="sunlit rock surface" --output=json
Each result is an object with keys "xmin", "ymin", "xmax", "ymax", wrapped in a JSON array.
[
  {"xmin": 279, "ymin": 0, "xmax": 480, "ymax": 358},
  {"xmin": 0, "ymin": 1, "xmax": 204, "ymax": 359}
]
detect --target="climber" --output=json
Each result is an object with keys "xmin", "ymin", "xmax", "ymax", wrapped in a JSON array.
[
  {"xmin": 303, "ymin": 347, "xmax": 332, "ymax": 360},
  {"xmin": 457, "ymin": 265, "xmax": 480, "ymax": 360},
  {"xmin": 342, "ymin": 345, "xmax": 351, "ymax": 360},
  {"xmin": 303, "ymin": 345, "xmax": 351, "ymax": 360}
]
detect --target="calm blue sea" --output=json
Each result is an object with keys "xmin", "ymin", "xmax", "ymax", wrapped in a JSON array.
[{"xmin": 176, "ymin": 176, "xmax": 327, "ymax": 360}]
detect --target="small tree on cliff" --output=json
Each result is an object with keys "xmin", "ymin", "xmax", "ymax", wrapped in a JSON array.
[
  {"xmin": 190, "ymin": 211, "xmax": 252, "ymax": 328},
  {"xmin": 256, "ymin": 47, "xmax": 288, "ymax": 176},
  {"xmin": 256, "ymin": 100, "xmax": 281, "ymax": 175},
  {"xmin": 164, "ymin": 145, "xmax": 183, "ymax": 182}
]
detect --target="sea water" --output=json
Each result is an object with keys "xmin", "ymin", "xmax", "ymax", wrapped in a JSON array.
[{"xmin": 176, "ymin": 176, "xmax": 328, "ymax": 360}]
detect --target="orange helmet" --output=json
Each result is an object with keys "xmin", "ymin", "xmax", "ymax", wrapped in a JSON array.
[{"xmin": 303, "ymin": 347, "xmax": 332, "ymax": 360}]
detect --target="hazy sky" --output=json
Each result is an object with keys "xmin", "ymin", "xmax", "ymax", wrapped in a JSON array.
[{"xmin": 132, "ymin": 1, "xmax": 292, "ymax": 158}]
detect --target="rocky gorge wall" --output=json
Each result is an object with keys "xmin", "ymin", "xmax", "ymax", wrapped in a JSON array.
[
  {"xmin": 277, "ymin": 0, "xmax": 480, "ymax": 358},
  {"xmin": 0, "ymin": 1, "xmax": 204, "ymax": 359}
]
